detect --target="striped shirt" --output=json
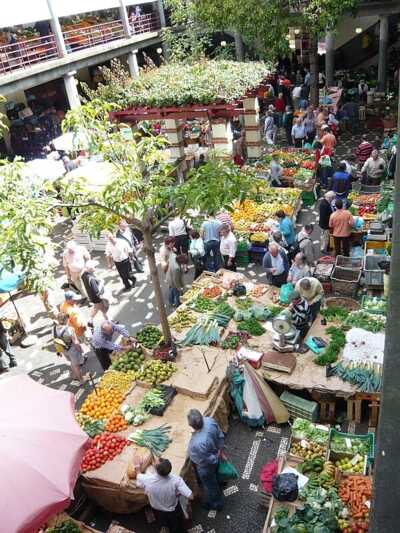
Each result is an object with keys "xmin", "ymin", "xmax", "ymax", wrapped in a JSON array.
[
  {"xmin": 291, "ymin": 299, "xmax": 310, "ymax": 328},
  {"xmin": 217, "ymin": 212, "xmax": 233, "ymax": 227},
  {"xmin": 355, "ymin": 142, "xmax": 373, "ymax": 163}
]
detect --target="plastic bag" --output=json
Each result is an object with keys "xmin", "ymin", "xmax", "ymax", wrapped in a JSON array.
[
  {"xmin": 217, "ymin": 459, "xmax": 239, "ymax": 482},
  {"xmin": 234, "ymin": 309, "xmax": 252, "ymax": 322},
  {"xmin": 251, "ymin": 304, "xmax": 270, "ymax": 321},
  {"xmin": 243, "ymin": 365, "xmax": 264, "ymax": 421},
  {"xmin": 279, "ymin": 283, "xmax": 294, "ymax": 304},
  {"xmin": 272, "ymin": 473, "xmax": 299, "ymax": 501}
]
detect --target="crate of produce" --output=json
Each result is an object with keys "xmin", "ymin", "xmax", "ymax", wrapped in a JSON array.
[
  {"xmin": 330, "ymin": 452, "xmax": 368, "ymax": 476},
  {"xmin": 280, "ymin": 390, "xmax": 319, "ymax": 422},
  {"xmin": 330, "ymin": 266, "xmax": 361, "ymax": 298},
  {"xmin": 363, "ymin": 254, "xmax": 389, "ymax": 287},
  {"xmin": 329, "ymin": 428, "xmax": 375, "ymax": 462},
  {"xmin": 364, "ymin": 240, "xmax": 386, "ymax": 253},
  {"xmin": 236, "ymin": 251, "xmax": 250, "ymax": 267},
  {"xmin": 300, "ymin": 190, "xmax": 316, "ymax": 206},
  {"xmin": 192, "ymin": 270, "xmax": 219, "ymax": 288},
  {"xmin": 335, "ymin": 255, "xmax": 363, "ymax": 271},
  {"xmin": 361, "ymin": 295, "xmax": 387, "ymax": 315},
  {"xmin": 314, "ymin": 260, "xmax": 335, "ymax": 282}
]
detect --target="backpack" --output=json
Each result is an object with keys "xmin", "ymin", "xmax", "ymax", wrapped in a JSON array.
[
  {"xmin": 53, "ymin": 324, "xmax": 73, "ymax": 354},
  {"xmin": 289, "ymin": 236, "xmax": 311, "ymax": 260}
]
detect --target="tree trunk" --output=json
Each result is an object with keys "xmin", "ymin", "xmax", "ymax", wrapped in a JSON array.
[
  {"xmin": 142, "ymin": 227, "xmax": 172, "ymax": 345},
  {"xmin": 309, "ymin": 34, "xmax": 319, "ymax": 107}
]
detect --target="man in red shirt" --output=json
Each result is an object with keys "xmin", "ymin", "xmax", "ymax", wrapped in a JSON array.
[
  {"xmin": 329, "ymin": 198, "xmax": 354, "ymax": 257},
  {"xmin": 355, "ymin": 134, "xmax": 374, "ymax": 165},
  {"xmin": 274, "ymin": 92, "xmax": 286, "ymax": 127}
]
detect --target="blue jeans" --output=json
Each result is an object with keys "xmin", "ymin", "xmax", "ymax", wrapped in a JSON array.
[
  {"xmin": 204, "ymin": 240, "xmax": 221, "ymax": 272},
  {"xmin": 168, "ymin": 287, "xmax": 181, "ymax": 307},
  {"xmin": 196, "ymin": 463, "xmax": 224, "ymax": 510}
]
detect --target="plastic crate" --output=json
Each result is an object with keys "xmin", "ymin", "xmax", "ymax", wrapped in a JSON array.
[
  {"xmin": 363, "ymin": 254, "xmax": 389, "ymax": 287},
  {"xmin": 280, "ymin": 390, "xmax": 319, "ymax": 422},
  {"xmin": 301, "ymin": 191, "xmax": 316, "ymax": 207},
  {"xmin": 361, "ymin": 295, "xmax": 387, "ymax": 315},
  {"xmin": 331, "ymin": 267, "xmax": 361, "ymax": 298},
  {"xmin": 364, "ymin": 240, "xmax": 386, "ymax": 253},
  {"xmin": 328, "ymin": 428, "xmax": 375, "ymax": 462},
  {"xmin": 236, "ymin": 252, "xmax": 250, "ymax": 267},
  {"xmin": 335, "ymin": 256, "xmax": 363, "ymax": 271}
]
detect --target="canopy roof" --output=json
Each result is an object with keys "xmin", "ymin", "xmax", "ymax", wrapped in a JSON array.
[{"xmin": 104, "ymin": 60, "xmax": 272, "ymax": 110}]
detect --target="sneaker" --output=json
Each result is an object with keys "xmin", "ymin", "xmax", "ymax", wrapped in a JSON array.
[{"xmin": 9, "ymin": 360, "xmax": 17, "ymax": 368}]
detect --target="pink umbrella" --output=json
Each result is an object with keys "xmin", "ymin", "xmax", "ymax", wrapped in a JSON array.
[{"xmin": 0, "ymin": 374, "xmax": 90, "ymax": 533}]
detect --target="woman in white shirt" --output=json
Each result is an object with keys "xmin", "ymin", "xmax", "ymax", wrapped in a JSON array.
[
  {"xmin": 189, "ymin": 230, "xmax": 205, "ymax": 279},
  {"xmin": 219, "ymin": 224, "xmax": 237, "ymax": 271}
]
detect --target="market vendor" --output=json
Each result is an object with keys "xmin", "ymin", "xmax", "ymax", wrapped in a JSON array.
[
  {"xmin": 361, "ymin": 149, "xmax": 387, "ymax": 185},
  {"xmin": 295, "ymin": 277, "xmax": 324, "ymax": 322},
  {"xmin": 289, "ymin": 290, "xmax": 311, "ymax": 340},
  {"xmin": 135, "ymin": 458, "xmax": 193, "ymax": 533},
  {"xmin": 91, "ymin": 320, "xmax": 131, "ymax": 371},
  {"xmin": 219, "ymin": 224, "xmax": 237, "ymax": 271}
]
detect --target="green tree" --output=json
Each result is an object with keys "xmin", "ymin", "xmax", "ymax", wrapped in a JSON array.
[
  {"xmin": 165, "ymin": 0, "xmax": 359, "ymax": 104},
  {"xmin": 61, "ymin": 99, "xmax": 254, "ymax": 343}
]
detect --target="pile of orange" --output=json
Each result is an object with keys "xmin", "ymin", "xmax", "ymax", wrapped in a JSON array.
[
  {"xmin": 80, "ymin": 387, "xmax": 123, "ymax": 421},
  {"xmin": 105, "ymin": 414, "xmax": 128, "ymax": 433}
]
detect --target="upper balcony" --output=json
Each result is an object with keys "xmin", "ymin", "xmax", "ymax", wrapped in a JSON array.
[{"xmin": 0, "ymin": 12, "xmax": 161, "ymax": 77}]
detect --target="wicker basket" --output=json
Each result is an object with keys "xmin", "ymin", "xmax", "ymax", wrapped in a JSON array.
[
  {"xmin": 325, "ymin": 296, "xmax": 360, "ymax": 312},
  {"xmin": 330, "ymin": 267, "xmax": 361, "ymax": 298}
]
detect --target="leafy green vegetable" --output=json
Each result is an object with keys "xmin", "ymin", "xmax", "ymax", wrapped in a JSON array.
[
  {"xmin": 221, "ymin": 334, "xmax": 240, "ymax": 350},
  {"xmin": 237, "ymin": 318, "xmax": 265, "ymax": 336},
  {"xmin": 332, "ymin": 362, "xmax": 382, "ymax": 392},
  {"xmin": 266, "ymin": 304, "xmax": 284, "ymax": 318},
  {"xmin": 292, "ymin": 418, "xmax": 329, "ymax": 444},
  {"xmin": 361, "ymin": 297, "xmax": 386, "ymax": 315},
  {"xmin": 314, "ymin": 327, "xmax": 346, "ymax": 366},
  {"xmin": 344, "ymin": 310, "xmax": 386, "ymax": 333},
  {"xmin": 331, "ymin": 434, "xmax": 371, "ymax": 455},
  {"xmin": 274, "ymin": 504, "xmax": 339, "ymax": 533},
  {"xmin": 321, "ymin": 306, "xmax": 350, "ymax": 322},
  {"xmin": 46, "ymin": 519, "xmax": 81, "ymax": 533}
]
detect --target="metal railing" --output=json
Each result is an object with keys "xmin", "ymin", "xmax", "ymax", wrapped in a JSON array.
[{"xmin": 0, "ymin": 13, "xmax": 161, "ymax": 76}]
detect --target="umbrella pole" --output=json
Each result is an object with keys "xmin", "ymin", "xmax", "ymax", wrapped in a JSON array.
[{"xmin": 9, "ymin": 292, "xmax": 27, "ymax": 336}]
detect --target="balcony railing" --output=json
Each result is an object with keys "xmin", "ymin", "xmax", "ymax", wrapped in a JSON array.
[{"xmin": 0, "ymin": 12, "xmax": 160, "ymax": 76}]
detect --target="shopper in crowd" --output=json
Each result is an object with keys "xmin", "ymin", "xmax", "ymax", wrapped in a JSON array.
[
  {"xmin": 287, "ymin": 253, "xmax": 311, "ymax": 284},
  {"xmin": 291, "ymin": 117, "xmax": 306, "ymax": 148},
  {"xmin": 189, "ymin": 230, "xmax": 205, "ymax": 279},
  {"xmin": 166, "ymin": 250, "xmax": 186, "ymax": 308},
  {"xmin": 168, "ymin": 214, "xmax": 189, "ymax": 256},
  {"xmin": 296, "ymin": 224, "xmax": 316, "ymax": 266},
  {"xmin": 355, "ymin": 134, "xmax": 374, "ymax": 165},
  {"xmin": 0, "ymin": 320, "xmax": 17, "ymax": 373},
  {"xmin": 187, "ymin": 409, "xmax": 225, "ymax": 511},
  {"xmin": 91, "ymin": 320, "xmax": 130, "ymax": 371},
  {"xmin": 295, "ymin": 277, "xmax": 324, "ymax": 322},
  {"xmin": 329, "ymin": 198, "xmax": 354, "ymax": 257},
  {"xmin": 216, "ymin": 210, "xmax": 233, "ymax": 230},
  {"xmin": 299, "ymin": 84, "xmax": 309, "ymax": 110},
  {"xmin": 135, "ymin": 458, "xmax": 193, "ymax": 533},
  {"xmin": 275, "ymin": 210, "xmax": 296, "ymax": 248},
  {"xmin": 332, "ymin": 162, "xmax": 351, "ymax": 201},
  {"xmin": 201, "ymin": 215, "xmax": 222, "ymax": 272},
  {"xmin": 116, "ymin": 219, "xmax": 143, "ymax": 273},
  {"xmin": 160, "ymin": 237, "xmax": 176, "ymax": 274},
  {"xmin": 264, "ymin": 111, "xmax": 276, "ymax": 145},
  {"xmin": 295, "ymin": 69, "xmax": 303, "ymax": 86},
  {"xmin": 358, "ymin": 79, "xmax": 369, "ymax": 102},
  {"xmin": 62, "ymin": 240, "xmax": 91, "ymax": 299},
  {"xmin": 263, "ymin": 243, "xmax": 289, "ymax": 287},
  {"xmin": 283, "ymin": 105, "xmax": 294, "ymax": 145},
  {"xmin": 59, "ymin": 291, "xmax": 87, "ymax": 342},
  {"xmin": 289, "ymin": 290, "xmax": 311, "ymax": 340},
  {"xmin": 271, "ymin": 230, "xmax": 288, "ymax": 254},
  {"xmin": 320, "ymin": 126, "xmax": 337, "ymax": 155},
  {"xmin": 319, "ymin": 191, "xmax": 335, "ymax": 254},
  {"xmin": 303, "ymin": 110, "xmax": 316, "ymax": 145},
  {"xmin": 315, "ymin": 108, "xmax": 328, "ymax": 134},
  {"xmin": 269, "ymin": 154, "xmax": 283, "ymax": 186},
  {"xmin": 292, "ymin": 84, "xmax": 302, "ymax": 110},
  {"xmin": 219, "ymin": 223, "xmax": 237, "ymax": 271},
  {"xmin": 304, "ymin": 68, "xmax": 311, "ymax": 90},
  {"xmin": 105, "ymin": 231, "xmax": 136, "ymax": 291},
  {"xmin": 361, "ymin": 149, "xmax": 387, "ymax": 185},
  {"xmin": 54, "ymin": 312, "xmax": 86, "ymax": 384},
  {"xmin": 342, "ymin": 99, "xmax": 359, "ymax": 133},
  {"xmin": 318, "ymin": 72, "xmax": 326, "ymax": 89},
  {"xmin": 82, "ymin": 260, "xmax": 109, "ymax": 327},
  {"xmin": 274, "ymin": 92, "xmax": 286, "ymax": 127},
  {"xmin": 327, "ymin": 110, "xmax": 339, "ymax": 136}
]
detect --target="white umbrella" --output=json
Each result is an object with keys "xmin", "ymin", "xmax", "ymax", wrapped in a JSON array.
[
  {"xmin": 52, "ymin": 131, "xmax": 88, "ymax": 153},
  {"xmin": 65, "ymin": 161, "xmax": 116, "ymax": 191},
  {"xmin": 24, "ymin": 159, "xmax": 66, "ymax": 182}
]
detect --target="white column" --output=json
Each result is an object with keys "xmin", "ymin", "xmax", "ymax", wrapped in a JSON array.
[
  {"xmin": 119, "ymin": 0, "xmax": 131, "ymax": 37},
  {"xmin": 378, "ymin": 15, "xmax": 389, "ymax": 92},
  {"xmin": 211, "ymin": 119, "xmax": 233, "ymax": 156},
  {"xmin": 127, "ymin": 49, "xmax": 139, "ymax": 77},
  {"xmin": 46, "ymin": 0, "xmax": 67, "ymax": 57},
  {"xmin": 325, "ymin": 31, "xmax": 334, "ymax": 88},
  {"xmin": 64, "ymin": 71, "xmax": 81, "ymax": 109},
  {"xmin": 243, "ymin": 96, "xmax": 262, "ymax": 160}
]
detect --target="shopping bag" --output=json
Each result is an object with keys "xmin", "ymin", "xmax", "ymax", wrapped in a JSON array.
[
  {"xmin": 217, "ymin": 459, "xmax": 239, "ymax": 482},
  {"xmin": 279, "ymin": 283, "xmax": 294, "ymax": 304}
]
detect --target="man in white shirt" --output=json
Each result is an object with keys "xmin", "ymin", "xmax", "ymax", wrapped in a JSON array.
[
  {"xmin": 292, "ymin": 85, "xmax": 302, "ymax": 110},
  {"xmin": 136, "ymin": 458, "xmax": 193, "ymax": 533},
  {"xmin": 116, "ymin": 219, "xmax": 143, "ymax": 273},
  {"xmin": 105, "ymin": 232, "xmax": 136, "ymax": 291},
  {"xmin": 219, "ymin": 224, "xmax": 237, "ymax": 271},
  {"xmin": 62, "ymin": 240, "xmax": 91, "ymax": 298},
  {"xmin": 361, "ymin": 149, "xmax": 387, "ymax": 184}
]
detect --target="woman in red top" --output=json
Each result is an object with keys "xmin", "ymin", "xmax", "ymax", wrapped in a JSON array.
[{"xmin": 274, "ymin": 92, "xmax": 286, "ymax": 127}]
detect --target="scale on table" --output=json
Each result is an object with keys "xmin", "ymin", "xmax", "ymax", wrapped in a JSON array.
[
  {"xmin": 367, "ymin": 221, "xmax": 386, "ymax": 241},
  {"xmin": 272, "ymin": 311, "xmax": 300, "ymax": 353}
]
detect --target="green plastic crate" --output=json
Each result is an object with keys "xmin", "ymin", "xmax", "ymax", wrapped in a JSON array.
[
  {"xmin": 361, "ymin": 295, "xmax": 387, "ymax": 315},
  {"xmin": 236, "ymin": 254, "xmax": 250, "ymax": 267},
  {"xmin": 237, "ymin": 241, "xmax": 249, "ymax": 253},
  {"xmin": 280, "ymin": 390, "xmax": 319, "ymax": 422},
  {"xmin": 328, "ymin": 427, "xmax": 375, "ymax": 462},
  {"xmin": 301, "ymin": 191, "xmax": 316, "ymax": 207}
]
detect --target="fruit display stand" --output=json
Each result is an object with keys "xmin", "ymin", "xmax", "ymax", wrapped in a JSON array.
[{"xmin": 80, "ymin": 350, "xmax": 230, "ymax": 513}]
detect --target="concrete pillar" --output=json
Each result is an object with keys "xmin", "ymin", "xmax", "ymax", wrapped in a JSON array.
[
  {"xmin": 325, "ymin": 31, "xmax": 334, "ymax": 88},
  {"xmin": 119, "ymin": 0, "xmax": 131, "ymax": 37},
  {"xmin": 243, "ymin": 96, "xmax": 262, "ymax": 160},
  {"xmin": 64, "ymin": 71, "xmax": 81, "ymax": 109},
  {"xmin": 128, "ymin": 49, "xmax": 140, "ymax": 77},
  {"xmin": 378, "ymin": 15, "xmax": 389, "ymax": 92},
  {"xmin": 234, "ymin": 32, "xmax": 244, "ymax": 61},
  {"xmin": 156, "ymin": 0, "xmax": 169, "ymax": 59},
  {"xmin": 211, "ymin": 119, "xmax": 233, "ymax": 156},
  {"xmin": 46, "ymin": 0, "xmax": 67, "ymax": 57}
]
